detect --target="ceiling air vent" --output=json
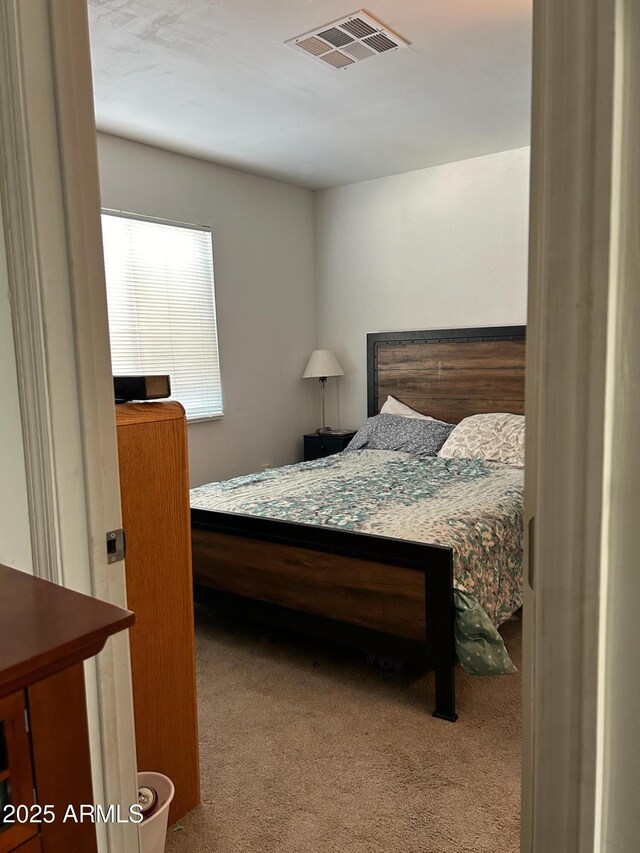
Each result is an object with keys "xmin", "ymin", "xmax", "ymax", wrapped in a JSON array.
[{"xmin": 286, "ymin": 11, "xmax": 409, "ymax": 70}]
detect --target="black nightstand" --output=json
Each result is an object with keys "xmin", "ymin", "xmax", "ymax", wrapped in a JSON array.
[{"xmin": 303, "ymin": 430, "xmax": 356, "ymax": 461}]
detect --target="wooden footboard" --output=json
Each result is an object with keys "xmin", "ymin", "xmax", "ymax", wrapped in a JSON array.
[
  {"xmin": 190, "ymin": 509, "xmax": 458, "ymax": 721},
  {"xmin": 191, "ymin": 529, "xmax": 426, "ymax": 641}
]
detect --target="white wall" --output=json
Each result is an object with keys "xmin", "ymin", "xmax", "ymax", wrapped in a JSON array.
[
  {"xmin": 315, "ymin": 147, "xmax": 530, "ymax": 428},
  {"xmin": 0, "ymin": 206, "xmax": 33, "ymax": 572},
  {"xmin": 97, "ymin": 134, "xmax": 318, "ymax": 486},
  {"xmin": 98, "ymin": 138, "xmax": 530, "ymax": 481}
]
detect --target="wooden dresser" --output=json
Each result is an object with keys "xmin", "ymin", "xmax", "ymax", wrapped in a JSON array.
[
  {"xmin": 0, "ymin": 564, "xmax": 133, "ymax": 853},
  {"xmin": 115, "ymin": 402, "xmax": 200, "ymax": 825}
]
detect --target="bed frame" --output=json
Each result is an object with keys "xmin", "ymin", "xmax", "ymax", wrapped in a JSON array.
[{"xmin": 191, "ymin": 325, "xmax": 526, "ymax": 721}]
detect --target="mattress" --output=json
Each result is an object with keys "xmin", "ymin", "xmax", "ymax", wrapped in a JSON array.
[{"xmin": 191, "ymin": 449, "xmax": 524, "ymax": 675}]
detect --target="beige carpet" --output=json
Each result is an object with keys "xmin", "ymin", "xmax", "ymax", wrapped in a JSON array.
[{"xmin": 166, "ymin": 604, "xmax": 521, "ymax": 853}]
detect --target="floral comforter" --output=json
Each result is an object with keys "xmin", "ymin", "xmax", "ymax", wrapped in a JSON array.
[{"xmin": 191, "ymin": 450, "xmax": 524, "ymax": 675}]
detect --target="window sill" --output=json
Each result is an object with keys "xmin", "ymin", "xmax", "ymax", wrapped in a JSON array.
[{"xmin": 186, "ymin": 413, "xmax": 224, "ymax": 424}]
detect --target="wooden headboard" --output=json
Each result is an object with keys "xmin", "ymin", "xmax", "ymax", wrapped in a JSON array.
[{"xmin": 367, "ymin": 326, "xmax": 526, "ymax": 424}]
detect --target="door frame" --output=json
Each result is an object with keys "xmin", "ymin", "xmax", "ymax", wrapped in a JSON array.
[
  {"xmin": 0, "ymin": 2, "xmax": 139, "ymax": 851},
  {"xmin": 523, "ymin": 0, "xmax": 635, "ymax": 850},
  {"xmin": 596, "ymin": 0, "xmax": 640, "ymax": 848},
  {"xmin": 0, "ymin": 0, "xmax": 634, "ymax": 851}
]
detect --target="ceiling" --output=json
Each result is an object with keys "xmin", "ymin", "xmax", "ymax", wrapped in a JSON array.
[{"xmin": 88, "ymin": 0, "xmax": 532, "ymax": 189}]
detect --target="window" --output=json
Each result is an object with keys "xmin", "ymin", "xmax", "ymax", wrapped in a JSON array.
[{"xmin": 101, "ymin": 211, "xmax": 222, "ymax": 420}]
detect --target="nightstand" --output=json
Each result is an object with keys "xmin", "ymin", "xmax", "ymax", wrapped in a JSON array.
[{"xmin": 304, "ymin": 430, "xmax": 356, "ymax": 461}]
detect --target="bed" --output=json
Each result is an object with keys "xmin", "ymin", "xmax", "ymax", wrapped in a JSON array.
[{"xmin": 191, "ymin": 326, "xmax": 526, "ymax": 721}]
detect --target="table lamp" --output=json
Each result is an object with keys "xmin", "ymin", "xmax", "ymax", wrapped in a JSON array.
[{"xmin": 302, "ymin": 349, "xmax": 344, "ymax": 433}]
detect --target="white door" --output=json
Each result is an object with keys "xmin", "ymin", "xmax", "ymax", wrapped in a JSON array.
[
  {"xmin": 523, "ymin": 0, "xmax": 640, "ymax": 849},
  {"xmin": 0, "ymin": 1, "xmax": 139, "ymax": 851}
]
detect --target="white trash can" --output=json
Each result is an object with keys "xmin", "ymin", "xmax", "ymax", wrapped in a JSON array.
[{"xmin": 138, "ymin": 772, "xmax": 175, "ymax": 853}]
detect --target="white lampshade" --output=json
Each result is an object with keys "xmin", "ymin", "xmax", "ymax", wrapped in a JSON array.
[{"xmin": 302, "ymin": 349, "xmax": 344, "ymax": 379}]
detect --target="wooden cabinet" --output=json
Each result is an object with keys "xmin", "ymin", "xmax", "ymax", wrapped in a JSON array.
[
  {"xmin": 0, "ymin": 564, "xmax": 133, "ymax": 853},
  {"xmin": 12, "ymin": 838, "xmax": 41, "ymax": 853},
  {"xmin": 0, "ymin": 693, "xmax": 36, "ymax": 852},
  {"xmin": 116, "ymin": 402, "xmax": 200, "ymax": 826}
]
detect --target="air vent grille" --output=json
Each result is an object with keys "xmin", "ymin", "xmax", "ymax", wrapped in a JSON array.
[
  {"xmin": 341, "ymin": 17, "xmax": 377, "ymax": 39},
  {"xmin": 364, "ymin": 32, "xmax": 397, "ymax": 53},
  {"xmin": 286, "ymin": 10, "xmax": 409, "ymax": 70},
  {"xmin": 317, "ymin": 27, "xmax": 355, "ymax": 48},
  {"xmin": 342, "ymin": 42, "xmax": 375, "ymax": 61},
  {"xmin": 321, "ymin": 51, "xmax": 355, "ymax": 69},
  {"xmin": 297, "ymin": 37, "xmax": 331, "ymax": 57}
]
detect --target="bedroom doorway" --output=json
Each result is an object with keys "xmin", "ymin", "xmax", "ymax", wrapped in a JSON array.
[{"xmin": 1, "ymin": 0, "xmax": 638, "ymax": 851}]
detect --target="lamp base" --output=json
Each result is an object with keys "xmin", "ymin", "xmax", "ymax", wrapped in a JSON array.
[{"xmin": 315, "ymin": 426, "xmax": 334, "ymax": 434}]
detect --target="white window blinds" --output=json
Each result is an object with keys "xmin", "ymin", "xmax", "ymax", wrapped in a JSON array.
[{"xmin": 102, "ymin": 212, "xmax": 223, "ymax": 420}]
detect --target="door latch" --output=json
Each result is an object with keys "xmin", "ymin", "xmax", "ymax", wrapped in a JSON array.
[{"xmin": 106, "ymin": 528, "xmax": 126, "ymax": 564}]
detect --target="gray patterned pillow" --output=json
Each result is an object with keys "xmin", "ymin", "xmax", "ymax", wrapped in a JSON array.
[
  {"xmin": 438, "ymin": 413, "xmax": 525, "ymax": 467},
  {"xmin": 346, "ymin": 413, "xmax": 454, "ymax": 456}
]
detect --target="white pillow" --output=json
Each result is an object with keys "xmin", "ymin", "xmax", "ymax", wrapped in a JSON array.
[
  {"xmin": 380, "ymin": 395, "xmax": 433, "ymax": 421},
  {"xmin": 438, "ymin": 413, "xmax": 525, "ymax": 467}
]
